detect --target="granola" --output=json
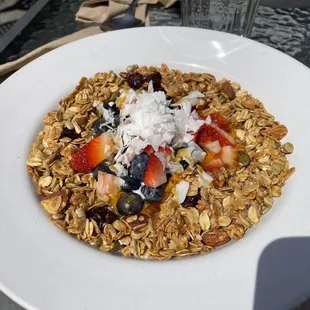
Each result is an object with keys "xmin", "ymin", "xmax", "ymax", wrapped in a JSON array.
[{"xmin": 27, "ymin": 64, "xmax": 295, "ymax": 259}]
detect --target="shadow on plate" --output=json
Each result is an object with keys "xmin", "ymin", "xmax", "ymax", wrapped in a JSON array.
[{"xmin": 254, "ymin": 237, "xmax": 310, "ymax": 310}]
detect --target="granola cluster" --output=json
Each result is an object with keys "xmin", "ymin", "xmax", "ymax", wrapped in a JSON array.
[{"xmin": 27, "ymin": 64, "xmax": 295, "ymax": 260}]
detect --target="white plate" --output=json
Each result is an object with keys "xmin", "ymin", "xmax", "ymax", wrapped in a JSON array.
[{"xmin": 0, "ymin": 27, "xmax": 309, "ymax": 310}]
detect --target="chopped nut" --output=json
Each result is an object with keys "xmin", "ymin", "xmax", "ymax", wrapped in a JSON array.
[
  {"xmin": 202, "ymin": 230, "xmax": 231, "ymax": 247},
  {"xmin": 41, "ymin": 190, "xmax": 68, "ymax": 215},
  {"xmin": 220, "ymin": 81, "xmax": 236, "ymax": 100},
  {"xmin": 268, "ymin": 125, "xmax": 288, "ymax": 140}
]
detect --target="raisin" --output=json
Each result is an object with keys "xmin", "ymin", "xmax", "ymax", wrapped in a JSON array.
[
  {"xmin": 61, "ymin": 128, "xmax": 80, "ymax": 140},
  {"xmin": 181, "ymin": 193, "xmax": 201, "ymax": 208},
  {"xmin": 86, "ymin": 206, "xmax": 118, "ymax": 231},
  {"xmin": 149, "ymin": 72, "xmax": 162, "ymax": 88},
  {"xmin": 127, "ymin": 72, "xmax": 144, "ymax": 89}
]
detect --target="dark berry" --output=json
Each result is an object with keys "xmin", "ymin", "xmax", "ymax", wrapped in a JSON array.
[
  {"xmin": 149, "ymin": 72, "xmax": 162, "ymax": 89},
  {"xmin": 92, "ymin": 162, "xmax": 116, "ymax": 179},
  {"xmin": 181, "ymin": 194, "xmax": 201, "ymax": 208},
  {"xmin": 93, "ymin": 103, "xmax": 120, "ymax": 136},
  {"xmin": 103, "ymin": 103, "xmax": 120, "ymax": 117},
  {"xmin": 117, "ymin": 192, "xmax": 144, "ymax": 216},
  {"xmin": 86, "ymin": 206, "xmax": 118, "ymax": 231},
  {"xmin": 121, "ymin": 176, "xmax": 140, "ymax": 191},
  {"xmin": 180, "ymin": 160, "xmax": 190, "ymax": 170},
  {"xmin": 93, "ymin": 119, "xmax": 109, "ymax": 136},
  {"xmin": 154, "ymin": 86, "xmax": 166, "ymax": 93},
  {"xmin": 141, "ymin": 185, "xmax": 164, "ymax": 202},
  {"xmin": 61, "ymin": 128, "xmax": 80, "ymax": 140},
  {"xmin": 127, "ymin": 73, "xmax": 144, "ymax": 89},
  {"xmin": 166, "ymin": 95, "xmax": 172, "ymax": 101},
  {"xmin": 129, "ymin": 152, "xmax": 149, "ymax": 181}
]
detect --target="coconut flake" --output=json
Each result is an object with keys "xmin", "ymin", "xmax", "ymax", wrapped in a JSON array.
[
  {"xmin": 205, "ymin": 115, "xmax": 212, "ymax": 125},
  {"xmin": 133, "ymin": 185, "xmax": 146, "ymax": 199},
  {"xmin": 197, "ymin": 166, "xmax": 213, "ymax": 188},
  {"xmin": 176, "ymin": 181, "xmax": 189, "ymax": 204}
]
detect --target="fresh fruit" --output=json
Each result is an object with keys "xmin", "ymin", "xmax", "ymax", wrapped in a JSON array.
[
  {"xmin": 61, "ymin": 128, "xmax": 80, "ymax": 140},
  {"xmin": 129, "ymin": 152, "xmax": 149, "ymax": 181},
  {"xmin": 141, "ymin": 185, "xmax": 164, "ymax": 201},
  {"xmin": 220, "ymin": 145, "xmax": 238, "ymax": 167},
  {"xmin": 86, "ymin": 206, "xmax": 118, "ymax": 231},
  {"xmin": 197, "ymin": 124, "xmax": 235, "ymax": 149},
  {"xmin": 127, "ymin": 72, "xmax": 144, "ymax": 89},
  {"xmin": 144, "ymin": 153, "xmax": 167, "ymax": 188},
  {"xmin": 204, "ymin": 158, "xmax": 224, "ymax": 172},
  {"xmin": 144, "ymin": 144, "xmax": 174, "ymax": 159},
  {"xmin": 121, "ymin": 176, "xmax": 140, "ymax": 191},
  {"xmin": 209, "ymin": 112, "xmax": 230, "ymax": 132},
  {"xmin": 71, "ymin": 133, "xmax": 115, "ymax": 173},
  {"xmin": 97, "ymin": 172, "xmax": 120, "ymax": 195},
  {"xmin": 144, "ymin": 145, "xmax": 155, "ymax": 155},
  {"xmin": 117, "ymin": 192, "xmax": 144, "ymax": 215},
  {"xmin": 93, "ymin": 119, "xmax": 109, "ymax": 136},
  {"xmin": 149, "ymin": 72, "xmax": 162, "ymax": 89},
  {"xmin": 93, "ymin": 103, "xmax": 120, "ymax": 136},
  {"xmin": 205, "ymin": 140, "xmax": 221, "ymax": 154},
  {"xmin": 179, "ymin": 160, "xmax": 190, "ymax": 170},
  {"xmin": 181, "ymin": 193, "xmax": 201, "ymax": 208},
  {"xmin": 92, "ymin": 162, "xmax": 116, "ymax": 179}
]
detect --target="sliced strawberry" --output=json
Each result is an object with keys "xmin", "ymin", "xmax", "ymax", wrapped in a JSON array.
[
  {"xmin": 191, "ymin": 131, "xmax": 199, "ymax": 143},
  {"xmin": 144, "ymin": 144, "xmax": 174, "ymax": 159},
  {"xmin": 220, "ymin": 146, "xmax": 238, "ymax": 168},
  {"xmin": 97, "ymin": 172, "xmax": 120, "ymax": 195},
  {"xmin": 197, "ymin": 124, "xmax": 235, "ymax": 150},
  {"xmin": 144, "ymin": 153, "xmax": 167, "ymax": 188},
  {"xmin": 71, "ymin": 133, "xmax": 115, "ymax": 173},
  {"xmin": 210, "ymin": 112, "xmax": 230, "ymax": 132},
  {"xmin": 205, "ymin": 140, "xmax": 221, "ymax": 154},
  {"xmin": 204, "ymin": 158, "xmax": 224, "ymax": 173}
]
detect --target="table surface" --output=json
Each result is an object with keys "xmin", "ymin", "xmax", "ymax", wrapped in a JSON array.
[{"xmin": 1, "ymin": 1, "xmax": 310, "ymax": 309}]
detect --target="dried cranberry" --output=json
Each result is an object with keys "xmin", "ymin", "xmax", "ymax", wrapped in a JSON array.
[
  {"xmin": 149, "ymin": 72, "xmax": 162, "ymax": 88},
  {"xmin": 127, "ymin": 72, "xmax": 144, "ymax": 89},
  {"xmin": 181, "ymin": 194, "xmax": 201, "ymax": 208},
  {"xmin": 61, "ymin": 128, "xmax": 80, "ymax": 140},
  {"xmin": 86, "ymin": 206, "xmax": 118, "ymax": 231},
  {"xmin": 154, "ymin": 86, "xmax": 166, "ymax": 93}
]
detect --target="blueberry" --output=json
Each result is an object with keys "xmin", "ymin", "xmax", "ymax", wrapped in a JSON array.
[
  {"xmin": 103, "ymin": 102, "xmax": 120, "ymax": 116},
  {"xmin": 93, "ymin": 103, "xmax": 120, "ymax": 136},
  {"xmin": 93, "ymin": 119, "xmax": 109, "ymax": 136},
  {"xmin": 127, "ymin": 73, "xmax": 144, "ymax": 89},
  {"xmin": 117, "ymin": 192, "xmax": 144, "ymax": 216},
  {"xmin": 86, "ymin": 206, "xmax": 118, "ymax": 231},
  {"xmin": 141, "ymin": 185, "xmax": 164, "ymax": 202},
  {"xmin": 129, "ymin": 152, "xmax": 149, "ymax": 181},
  {"xmin": 61, "ymin": 128, "xmax": 80, "ymax": 140},
  {"xmin": 180, "ymin": 160, "xmax": 190, "ymax": 170},
  {"xmin": 121, "ymin": 176, "xmax": 140, "ymax": 192},
  {"xmin": 92, "ymin": 162, "xmax": 116, "ymax": 179}
]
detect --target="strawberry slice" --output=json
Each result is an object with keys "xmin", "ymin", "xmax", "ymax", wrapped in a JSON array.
[
  {"xmin": 97, "ymin": 172, "xmax": 120, "ymax": 195},
  {"xmin": 144, "ymin": 153, "xmax": 167, "ymax": 188},
  {"xmin": 209, "ymin": 112, "xmax": 230, "ymax": 132},
  {"xmin": 204, "ymin": 158, "xmax": 224, "ymax": 173},
  {"xmin": 144, "ymin": 145, "xmax": 155, "ymax": 155},
  {"xmin": 144, "ymin": 144, "xmax": 174, "ymax": 159},
  {"xmin": 71, "ymin": 133, "xmax": 115, "ymax": 173},
  {"xmin": 197, "ymin": 124, "xmax": 235, "ymax": 150},
  {"xmin": 220, "ymin": 146, "xmax": 238, "ymax": 168}
]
